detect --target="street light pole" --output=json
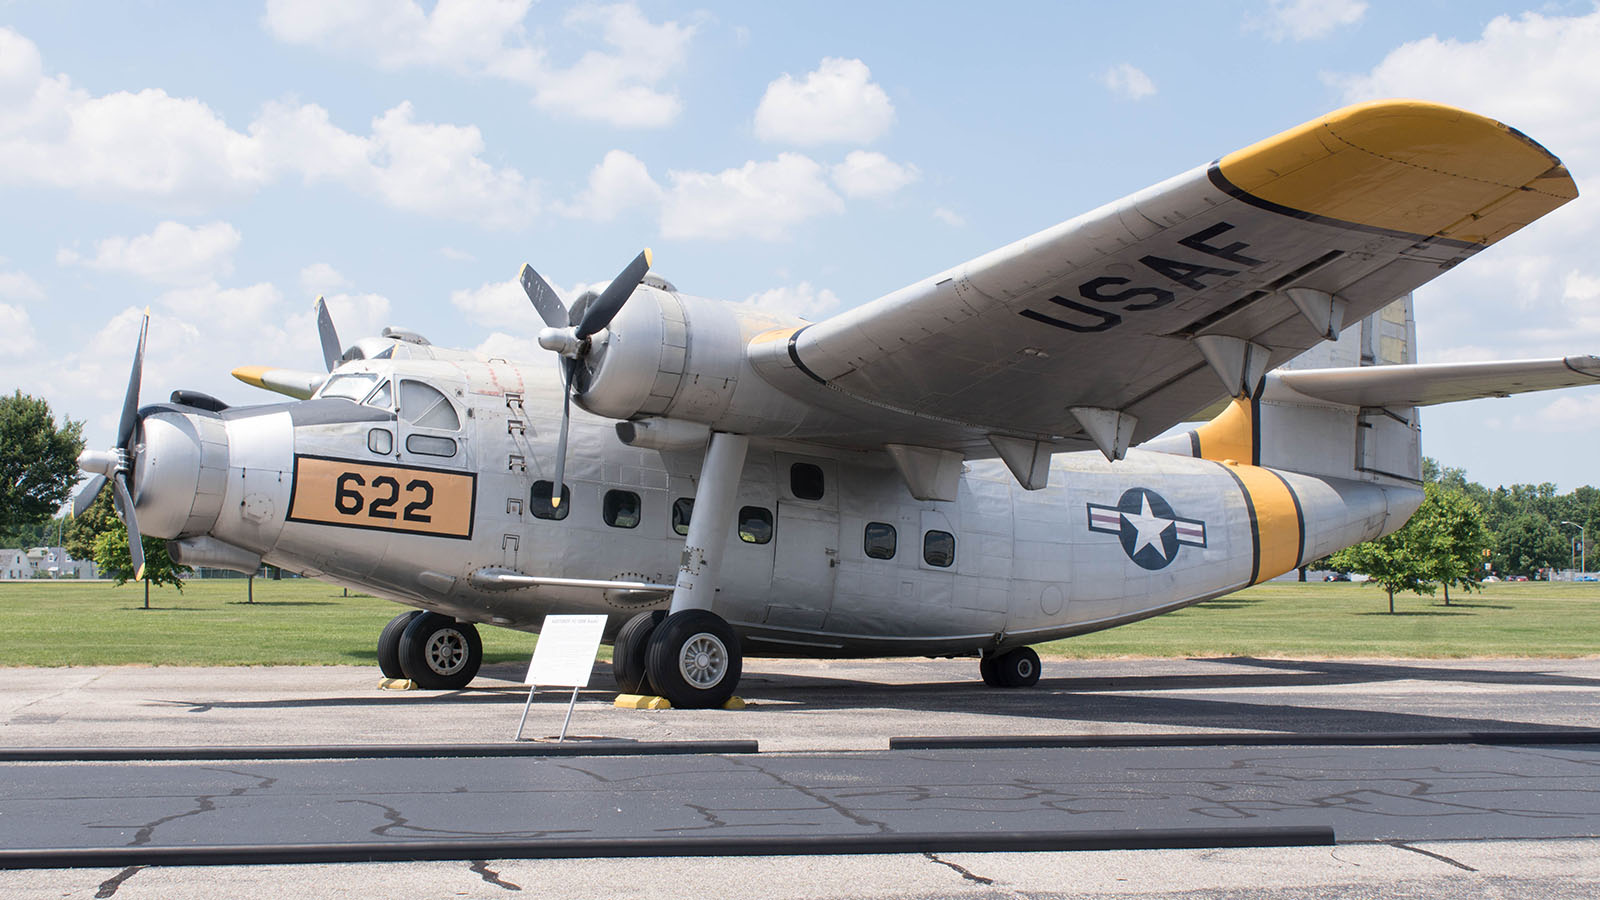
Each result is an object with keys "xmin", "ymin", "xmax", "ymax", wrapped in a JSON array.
[{"xmin": 1561, "ymin": 521, "xmax": 1586, "ymax": 575}]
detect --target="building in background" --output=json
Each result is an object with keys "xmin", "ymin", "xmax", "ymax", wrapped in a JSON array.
[{"xmin": 0, "ymin": 547, "xmax": 98, "ymax": 580}]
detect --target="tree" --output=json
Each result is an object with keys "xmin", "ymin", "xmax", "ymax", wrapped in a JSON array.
[
  {"xmin": 0, "ymin": 391, "xmax": 84, "ymax": 541},
  {"xmin": 1329, "ymin": 528, "xmax": 1435, "ymax": 613},
  {"xmin": 1411, "ymin": 482, "xmax": 1491, "ymax": 604},
  {"xmin": 1494, "ymin": 513, "xmax": 1566, "ymax": 577},
  {"xmin": 92, "ymin": 520, "xmax": 190, "ymax": 609}
]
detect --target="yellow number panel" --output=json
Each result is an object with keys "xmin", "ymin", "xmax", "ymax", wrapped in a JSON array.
[{"xmin": 287, "ymin": 455, "xmax": 477, "ymax": 540}]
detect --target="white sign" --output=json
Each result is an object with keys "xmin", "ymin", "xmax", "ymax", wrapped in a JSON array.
[{"xmin": 525, "ymin": 614, "xmax": 608, "ymax": 688}]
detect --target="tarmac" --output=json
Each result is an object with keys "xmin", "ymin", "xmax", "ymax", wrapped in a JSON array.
[{"xmin": 3, "ymin": 655, "xmax": 1599, "ymax": 898}]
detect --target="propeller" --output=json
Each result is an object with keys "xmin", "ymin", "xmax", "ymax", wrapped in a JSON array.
[
  {"xmin": 519, "ymin": 249, "xmax": 653, "ymax": 507},
  {"xmin": 74, "ymin": 309, "xmax": 151, "ymax": 580},
  {"xmin": 315, "ymin": 296, "xmax": 343, "ymax": 372}
]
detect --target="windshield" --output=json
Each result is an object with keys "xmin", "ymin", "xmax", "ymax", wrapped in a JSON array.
[{"xmin": 319, "ymin": 373, "xmax": 381, "ymax": 401}]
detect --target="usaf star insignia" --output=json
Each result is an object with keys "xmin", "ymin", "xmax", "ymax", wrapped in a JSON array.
[{"xmin": 1087, "ymin": 487, "xmax": 1207, "ymax": 570}]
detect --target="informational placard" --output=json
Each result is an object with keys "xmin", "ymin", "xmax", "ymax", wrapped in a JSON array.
[{"xmin": 524, "ymin": 614, "xmax": 608, "ymax": 687}]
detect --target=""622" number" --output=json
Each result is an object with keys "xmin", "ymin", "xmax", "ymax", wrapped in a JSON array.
[{"xmin": 334, "ymin": 472, "xmax": 434, "ymax": 523}]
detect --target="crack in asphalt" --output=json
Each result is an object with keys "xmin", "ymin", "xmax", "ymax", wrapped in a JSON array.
[
  {"xmin": 469, "ymin": 859, "xmax": 522, "ymax": 890},
  {"xmin": 337, "ymin": 798, "xmax": 590, "ymax": 840},
  {"xmin": 86, "ymin": 766, "xmax": 278, "ymax": 846},
  {"xmin": 725, "ymin": 756, "xmax": 890, "ymax": 833},
  {"xmin": 93, "ymin": 864, "xmax": 143, "ymax": 898},
  {"xmin": 1387, "ymin": 840, "xmax": 1480, "ymax": 872},
  {"xmin": 923, "ymin": 851, "xmax": 995, "ymax": 885}
]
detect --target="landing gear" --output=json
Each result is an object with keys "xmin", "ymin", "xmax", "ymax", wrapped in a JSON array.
[
  {"xmin": 612, "ymin": 610, "xmax": 665, "ymax": 695},
  {"xmin": 377, "ymin": 610, "xmax": 424, "ymax": 679},
  {"xmin": 398, "ymin": 611, "xmax": 483, "ymax": 690},
  {"xmin": 644, "ymin": 609, "xmax": 742, "ymax": 709},
  {"xmin": 981, "ymin": 646, "xmax": 1041, "ymax": 688}
]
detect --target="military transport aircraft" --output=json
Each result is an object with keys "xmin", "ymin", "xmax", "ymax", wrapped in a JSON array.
[{"xmin": 74, "ymin": 99, "xmax": 1593, "ymax": 708}]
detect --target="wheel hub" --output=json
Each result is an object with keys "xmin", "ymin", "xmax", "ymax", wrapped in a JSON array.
[
  {"xmin": 425, "ymin": 629, "xmax": 468, "ymax": 675},
  {"xmin": 678, "ymin": 632, "xmax": 727, "ymax": 689}
]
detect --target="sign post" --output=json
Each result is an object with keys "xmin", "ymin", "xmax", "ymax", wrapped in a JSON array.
[{"xmin": 514, "ymin": 614, "xmax": 608, "ymax": 743}]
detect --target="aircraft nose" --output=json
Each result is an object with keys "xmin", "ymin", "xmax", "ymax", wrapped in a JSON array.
[{"xmin": 131, "ymin": 410, "xmax": 231, "ymax": 540}]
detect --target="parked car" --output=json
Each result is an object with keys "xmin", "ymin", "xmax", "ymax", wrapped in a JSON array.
[{"xmin": 1323, "ymin": 572, "xmax": 1351, "ymax": 582}]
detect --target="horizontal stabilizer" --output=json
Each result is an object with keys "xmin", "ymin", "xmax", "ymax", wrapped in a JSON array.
[{"xmin": 1272, "ymin": 356, "xmax": 1600, "ymax": 408}]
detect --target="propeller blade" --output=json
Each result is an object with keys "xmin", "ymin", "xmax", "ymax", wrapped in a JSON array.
[
  {"xmin": 550, "ymin": 359, "xmax": 574, "ymax": 508},
  {"xmin": 575, "ymin": 249, "xmax": 652, "ymax": 340},
  {"xmin": 315, "ymin": 296, "xmax": 343, "ymax": 373},
  {"xmin": 116, "ymin": 309, "xmax": 150, "ymax": 451},
  {"xmin": 73, "ymin": 474, "xmax": 107, "ymax": 518},
  {"xmin": 111, "ymin": 472, "xmax": 146, "ymax": 581},
  {"xmin": 519, "ymin": 264, "xmax": 570, "ymax": 330}
]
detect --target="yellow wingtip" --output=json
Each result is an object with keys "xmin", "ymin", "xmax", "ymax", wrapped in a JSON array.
[
  {"xmin": 551, "ymin": 496, "xmax": 562, "ymax": 508},
  {"xmin": 232, "ymin": 366, "xmax": 271, "ymax": 389},
  {"xmin": 643, "ymin": 247, "xmax": 653, "ymax": 267},
  {"xmin": 135, "ymin": 565, "xmax": 146, "ymax": 581}
]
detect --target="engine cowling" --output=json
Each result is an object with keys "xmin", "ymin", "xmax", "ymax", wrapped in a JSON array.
[{"xmin": 573, "ymin": 285, "xmax": 814, "ymax": 434}]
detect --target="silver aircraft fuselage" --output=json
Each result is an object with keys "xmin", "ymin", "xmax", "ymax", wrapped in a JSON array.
[{"xmin": 135, "ymin": 349, "xmax": 1419, "ymax": 658}]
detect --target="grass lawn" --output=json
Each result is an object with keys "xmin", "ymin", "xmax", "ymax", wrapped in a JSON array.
[{"xmin": 1, "ymin": 578, "xmax": 1598, "ymax": 667}]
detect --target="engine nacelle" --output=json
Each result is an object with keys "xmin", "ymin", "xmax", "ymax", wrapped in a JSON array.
[{"xmin": 574, "ymin": 286, "xmax": 814, "ymax": 434}]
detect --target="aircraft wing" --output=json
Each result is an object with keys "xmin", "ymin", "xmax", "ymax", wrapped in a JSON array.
[{"xmin": 756, "ymin": 100, "xmax": 1577, "ymax": 460}]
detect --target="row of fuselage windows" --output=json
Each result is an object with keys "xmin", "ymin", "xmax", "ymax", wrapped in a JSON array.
[{"xmin": 528, "ymin": 463, "xmax": 955, "ymax": 568}]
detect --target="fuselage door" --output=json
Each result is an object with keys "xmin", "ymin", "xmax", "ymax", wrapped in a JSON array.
[{"xmin": 768, "ymin": 454, "xmax": 840, "ymax": 629}]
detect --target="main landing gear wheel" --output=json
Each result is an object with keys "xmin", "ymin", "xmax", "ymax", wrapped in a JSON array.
[
  {"xmin": 984, "ymin": 647, "xmax": 1041, "ymax": 688},
  {"xmin": 644, "ymin": 609, "xmax": 742, "ymax": 709},
  {"xmin": 377, "ymin": 610, "xmax": 424, "ymax": 679},
  {"xmin": 612, "ymin": 610, "xmax": 665, "ymax": 695},
  {"xmin": 398, "ymin": 612, "xmax": 483, "ymax": 690}
]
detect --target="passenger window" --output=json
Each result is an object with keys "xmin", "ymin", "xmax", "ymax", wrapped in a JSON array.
[
  {"xmin": 738, "ymin": 506, "xmax": 773, "ymax": 544},
  {"xmin": 368, "ymin": 428, "xmax": 393, "ymax": 455},
  {"xmin": 531, "ymin": 480, "xmax": 570, "ymax": 520},
  {"xmin": 405, "ymin": 434, "xmax": 456, "ymax": 458},
  {"xmin": 790, "ymin": 463, "xmax": 825, "ymax": 501},
  {"xmin": 923, "ymin": 530, "xmax": 955, "ymax": 568},
  {"xmin": 671, "ymin": 498, "xmax": 694, "ymax": 536},
  {"xmin": 604, "ymin": 490, "xmax": 641, "ymax": 528},
  {"xmin": 399, "ymin": 380, "xmax": 460, "ymax": 430},
  {"xmin": 864, "ymin": 522, "xmax": 897, "ymax": 560}
]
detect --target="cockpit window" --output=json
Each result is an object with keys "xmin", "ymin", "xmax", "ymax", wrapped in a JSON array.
[
  {"xmin": 366, "ymin": 381, "xmax": 392, "ymax": 410},
  {"xmin": 320, "ymin": 373, "xmax": 380, "ymax": 401},
  {"xmin": 399, "ymin": 380, "xmax": 460, "ymax": 430}
]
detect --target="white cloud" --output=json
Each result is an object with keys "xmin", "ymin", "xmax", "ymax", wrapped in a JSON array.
[
  {"xmin": 0, "ymin": 271, "xmax": 45, "ymax": 302},
  {"xmin": 557, "ymin": 149, "xmax": 664, "ymax": 220},
  {"xmin": 300, "ymin": 262, "xmax": 351, "ymax": 295},
  {"xmin": 1250, "ymin": 0, "xmax": 1367, "ymax": 42},
  {"xmin": 450, "ymin": 277, "xmax": 542, "ymax": 333},
  {"xmin": 0, "ymin": 27, "xmax": 537, "ymax": 223},
  {"xmin": 737, "ymin": 282, "xmax": 843, "ymax": 321},
  {"xmin": 933, "ymin": 207, "xmax": 965, "ymax": 227},
  {"xmin": 661, "ymin": 153, "xmax": 844, "ymax": 241},
  {"xmin": 58, "ymin": 221, "xmax": 241, "ymax": 286},
  {"xmin": 830, "ymin": 151, "xmax": 919, "ymax": 199},
  {"xmin": 0, "ymin": 303, "xmax": 37, "ymax": 354},
  {"xmin": 1331, "ymin": 10, "xmax": 1600, "ymax": 365},
  {"xmin": 440, "ymin": 246, "xmax": 476, "ymax": 262},
  {"xmin": 475, "ymin": 331, "xmax": 543, "ymax": 361},
  {"xmin": 754, "ymin": 58, "xmax": 895, "ymax": 145},
  {"xmin": 263, "ymin": 1, "xmax": 694, "ymax": 129},
  {"xmin": 1098, "ymin": 63, "xmax": 1156, "ymax": 101}
]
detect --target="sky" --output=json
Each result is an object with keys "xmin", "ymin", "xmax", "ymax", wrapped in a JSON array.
[{"xmin": 3, "ymin": 0, "xmax": 1600, "ymax": 492}]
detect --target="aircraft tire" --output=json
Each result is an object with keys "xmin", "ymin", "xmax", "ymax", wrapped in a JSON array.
[
  {"xmin": 398, "ymin": 612, "xmax": 483, "ymax": 690},
  {"xmin": 994, "ymin": 647, "xmax": 1041, "ymax": 688},
  {"xmin": 377, "ymin": 610, "xmax": 424, "ymax": 679},
  {"xmin": 644, "ymin": 609, "xmax": 742, "ymax": 709},
  {"xmin": 613, "ymin": 610, "xmax": 665, "ymax": 694},
  {"xmin": 979, "ymin": 655, "xmax": 1002, "ymax": 687}
]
